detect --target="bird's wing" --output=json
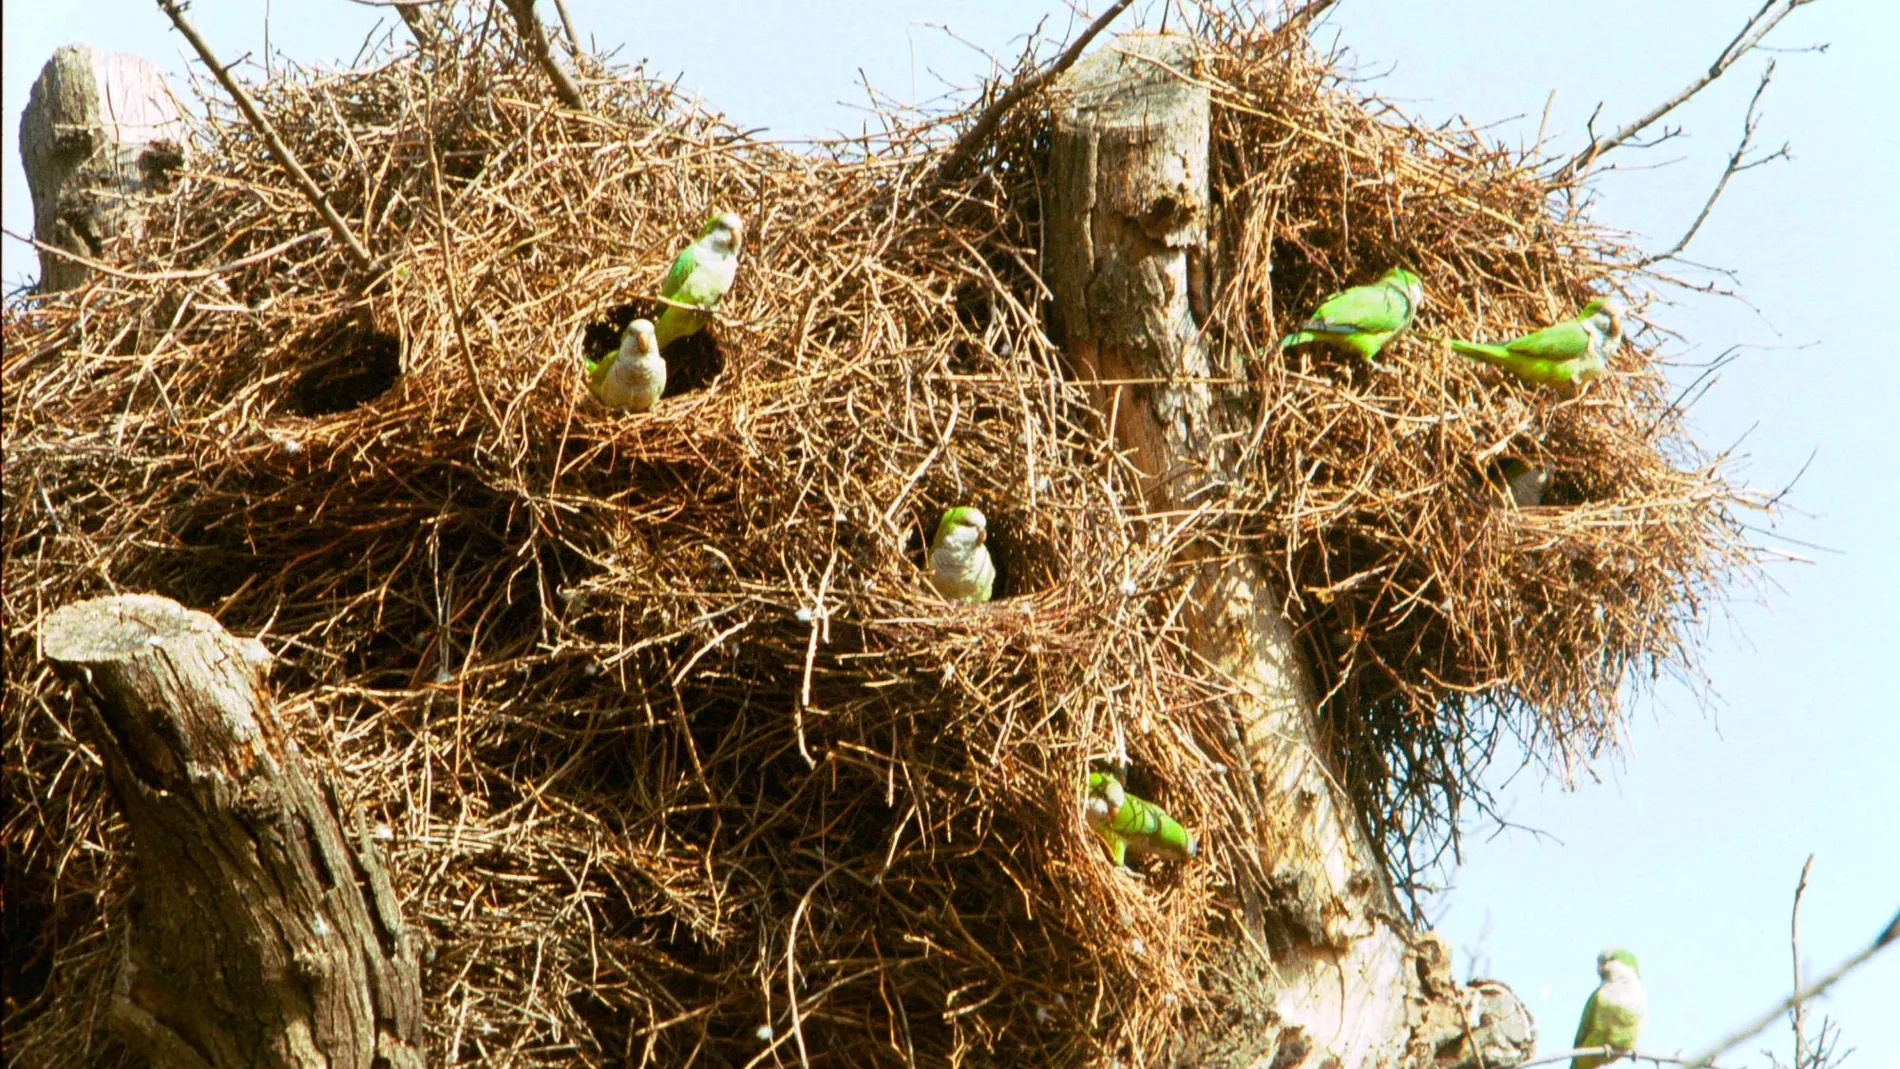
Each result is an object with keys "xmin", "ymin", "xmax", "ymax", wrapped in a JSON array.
[
  {"xmin": 1308, "ymin": 281, "xmax": 1412, "ymax": 334},
  {"xmin": 1499, "ymin": 319, "xmax": 1591, "ymax": 362},
  {"xmin": 658, "ymin": 244, "xmax": 699, "ymax": 301},
  {"xmin": 1573, "ymin": 989, "xmax": 1602, "ymax": 1047}
]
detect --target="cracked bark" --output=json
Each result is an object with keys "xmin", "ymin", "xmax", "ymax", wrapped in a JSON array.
[{"xmin": 41, "ymin": 595, "xmax": 422, "ymax": 1069}]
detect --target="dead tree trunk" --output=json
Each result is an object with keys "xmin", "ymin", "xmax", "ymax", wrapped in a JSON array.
[
  {"xmin": 18, "ymin": 45, "xmax": 186, "ymax": 292},
  {"xmin": 40, "ymin": 595, "xmax": 423, "ymax": 1069},
  {"xmin": 1044, "ymin": 34, "xmax": 1417, "ymax": 1067}
]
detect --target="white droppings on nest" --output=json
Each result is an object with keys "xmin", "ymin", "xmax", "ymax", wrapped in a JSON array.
[
  {"xmin": 795, "ymin": 606, "xmax": 814, "ymax": 623},
  {"xmin": 754, "ymin": 1023, "xmax": 774, "ymax": 1041}
]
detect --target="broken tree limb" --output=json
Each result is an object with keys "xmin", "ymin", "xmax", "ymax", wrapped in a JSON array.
[
  {"xmin": 503, "ymin": 0, "xmax": 589, "ymax": 112},
  {"xmin": 18, "ymin": 44, "xmax": 186, "ymax": 292},
  {"xmin": 155, "ymin": 0, "xmax": 378, "ymax": 274},
  {"xmin": 41, "ymin": 595, "xmax": 422, "ymax": 1069},
  {"xmin": 1043, "ymin": 33, "xmax": 1421, "ymax": 1067}
]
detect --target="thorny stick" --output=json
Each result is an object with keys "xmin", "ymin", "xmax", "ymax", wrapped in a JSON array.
[{"xmin": 156, "ymin": 0, "xmax": 378, "ymax": 275}]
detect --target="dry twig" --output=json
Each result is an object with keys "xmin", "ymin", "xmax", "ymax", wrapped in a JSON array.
[
  {"xmin": 1638, "ymin": 62, "xmax": 1790, "ymax": 269},
  {"xmin": 155, "ymin": 0, "xmax": 378, "ymax": 274},
  {"xmin": 1552, "ymin": 0, "xmax": 1821, "ymax": 181},
  {"xmin": 934, "ymin": 0, "xmax": 1135, "ymax": 183}
]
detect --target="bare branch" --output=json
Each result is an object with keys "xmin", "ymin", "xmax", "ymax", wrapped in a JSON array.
[
  {"xmin": 1279, "ymin": 0, "xmax": 1342, "ymax": 30},
  {"xmin": 1683, "ymin": 907, "xmax": 1900, "ymax": 1069},
  {"xmin": 155, "ymin": 0, "xmax": 378, "ymax": 274},
  {"xmin": 1518, "ymin": 1048, "xmax": 1739, "ymax": 1068},
  {"xmin": 547, "ymin": 0, "xmax": 584, "ymax": 58},
  {"xmin": 1789, "ymin": 855, "xmax": 1813, "ymax": 1066},
  {"xmin": 934, "ymin": 0, "xmax": 1135, "ymax": 184},
  {"xmin": 1551, "ymin": 0, "xmax": 1819, "ymax": 181},
  {"xmin": 383, "ymin": 2, "xmax": 452, "ymax": 52},
  {"xmin": 1638, "ymin": 62, "xmax": 1790, "ymax": 268},
  {"xmin": 501, "ymin": 0, "xmax": 587, "ymax": 112}
]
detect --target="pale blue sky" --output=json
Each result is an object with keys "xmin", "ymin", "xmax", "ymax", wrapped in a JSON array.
[{"xmin": 6, "ymin": 2, "xmax": 1894, "ymax": 1064}]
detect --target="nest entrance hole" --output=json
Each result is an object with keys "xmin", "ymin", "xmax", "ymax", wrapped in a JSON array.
[
  {"xmin": 582, "ymin": 302, "xmax": 726, "ymax": 399},
  {"xmin": 290, "ymin": 324, "xmax": 401, "ymax": 415}
]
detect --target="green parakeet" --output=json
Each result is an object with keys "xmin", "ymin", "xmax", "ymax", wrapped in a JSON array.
[
  {"xmin": 1444, "ymin": 297, "xmax": 1624, "ymax": 395},
  {"xmin": 1084, "ymin": 771, "xmax": 1197, "ymax": 868},
  {"xmin": 926, "ymin": 506, "xmax": 995, "ymax": 604},
  {"xmin": 1570, "ymin": 948, "xmax": 1645, "ymax": 1069},
  {"xmin": 584, "ymin": 318, "xmax": 665, "ymax": 411},
  {"xmin": 1279, "ymin": 267, "xmax": 1425, "ymax": 362},
  {"xmin": 654, "ymin": 210, "xmax": 744, "ymax": 350}
]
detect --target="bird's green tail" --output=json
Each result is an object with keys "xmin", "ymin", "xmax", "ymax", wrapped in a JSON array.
[
  {"xmin": 1446, "ymin": 339, "xmax": 1512, "ymax": 363},
  {"xmin": 1279, "ymin": 331, "xmax": 1315, "ymax": 349}
]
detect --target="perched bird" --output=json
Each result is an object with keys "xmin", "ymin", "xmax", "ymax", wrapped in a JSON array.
[
  {"xmin": 926, "ymin": 506, "xmax": 996, "ymax": 604},
  {"xmin": 1084, "ymin": 770, "xmax": 1198, "ymax": 868},
  {"xmin": 1498, "ymin": 458, "xmax": 1550, "ymax": 508},
  {"xmin": 1570, "ymin": 948, "xmax": 1645, "ymax": 1069},
  {"xmin": 1278, "ymin": 267, "xmax": 1425, "ymax": 362},
  {"xmin": 654, "ymin": 210, "xmax": 744, "ymax": 350},
  {"xmin": 584, "ymin": 318, "xmax": 665, "ymax": 412},
  {"xmin": 1444, "ymin": 297, "xmax": 1624, "ymax": 395}
]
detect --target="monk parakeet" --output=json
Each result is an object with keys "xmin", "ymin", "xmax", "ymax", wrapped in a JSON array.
[
  {"xmin": 926, "ymin": 507, "xmax": 995, "ymax": 604},
  {"xmin": 1570, "ymin": 948, "xmax": 1645, "ymax": 1069},
  {"xmin": 1084, "ymin": 771, "xmax": 1197, "ymax": 868},
  {"xmin": 655, "ymin": 210, "xmax": 744, "ymax": 350},
  {"xmin": 1498, "ymin": 458, "xmax": 1549, "ymax": 508},
  {"xmin": 1444, "ymin": 297, "xmax": 1623, "ymax": 395},
  {"xmin": 1278, "ymin": 267, "xmax": 1425, "ymax": 362},
  {"xmin": 584, "ymin": 318, "xmax": 665, "ymax": 411}
]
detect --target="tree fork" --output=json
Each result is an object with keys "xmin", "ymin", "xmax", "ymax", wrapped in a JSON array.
[
  {"xmin": 41, "ymin": 595, "xmax": 422, "ymax": 1069},
  {"xmin": 1043, "ymin": 34, "xmax": 1520, "ymax": 1067}
]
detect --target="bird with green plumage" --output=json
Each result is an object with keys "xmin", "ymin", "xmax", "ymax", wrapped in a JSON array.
[
  {"xmin": 926, "ymin": 506, "xmax": 995, "ymax": 604},
  {"xmin": 654, "ymin": 210, "xmax": 744, "ymax": 350},
  {"xmin": 1084, "ymin": 770, "xmax": 1197, "ymax": 868},
  {"xmin": 1438, "ymin": 297, "xmax": 1624, "ymax": 396},
  {"xmin": 583, "ymin": 317, "xmax": 665, "ymax": 412},
  {"xmin": 1278, "ymin": 267, "xmax": 1425, "ymax": 362},
  {"xmin": 1569, "ymin": 948, "xmax": 1645, "ymax": 1069}
]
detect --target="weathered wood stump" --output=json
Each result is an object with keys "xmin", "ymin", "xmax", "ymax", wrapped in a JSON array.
[
  {"xmin": 41, "ymin": 595, "xmax": 422, "ymax": 1069},
  {"xmin": 1044, "ymin": 33, "xmax": 1522, "ymax": 1066},
  {"xmin": 19, "ymin": 45, "xmax": 186, "ymax": 291}
]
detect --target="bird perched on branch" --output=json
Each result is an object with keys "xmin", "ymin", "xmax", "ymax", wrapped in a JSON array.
[
  {"xmin": 655, "ymin": 210, "xmax": 744, "ymax": 350},
  {"xmin": 584, "ymin": 318, "xmax": 665, "ymax": 411},
  {"xmin": 1437, "ymin": 297, "xmax": 1624, "ymax": 395},
  {"xmin": 1278, "ymin": 267, "xmax": 1425, "ymax": 362},
  {"xmin": 1570, "ymin": 948, "xmax": 1645, "ymax": 1069},
  {"xmin": 926, "ymin": 506, "xmax": 995, "ymax": 604},
  {"xmin": 1084, "ymin": 770, "xmax": 1197, "ymax": 868}
]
